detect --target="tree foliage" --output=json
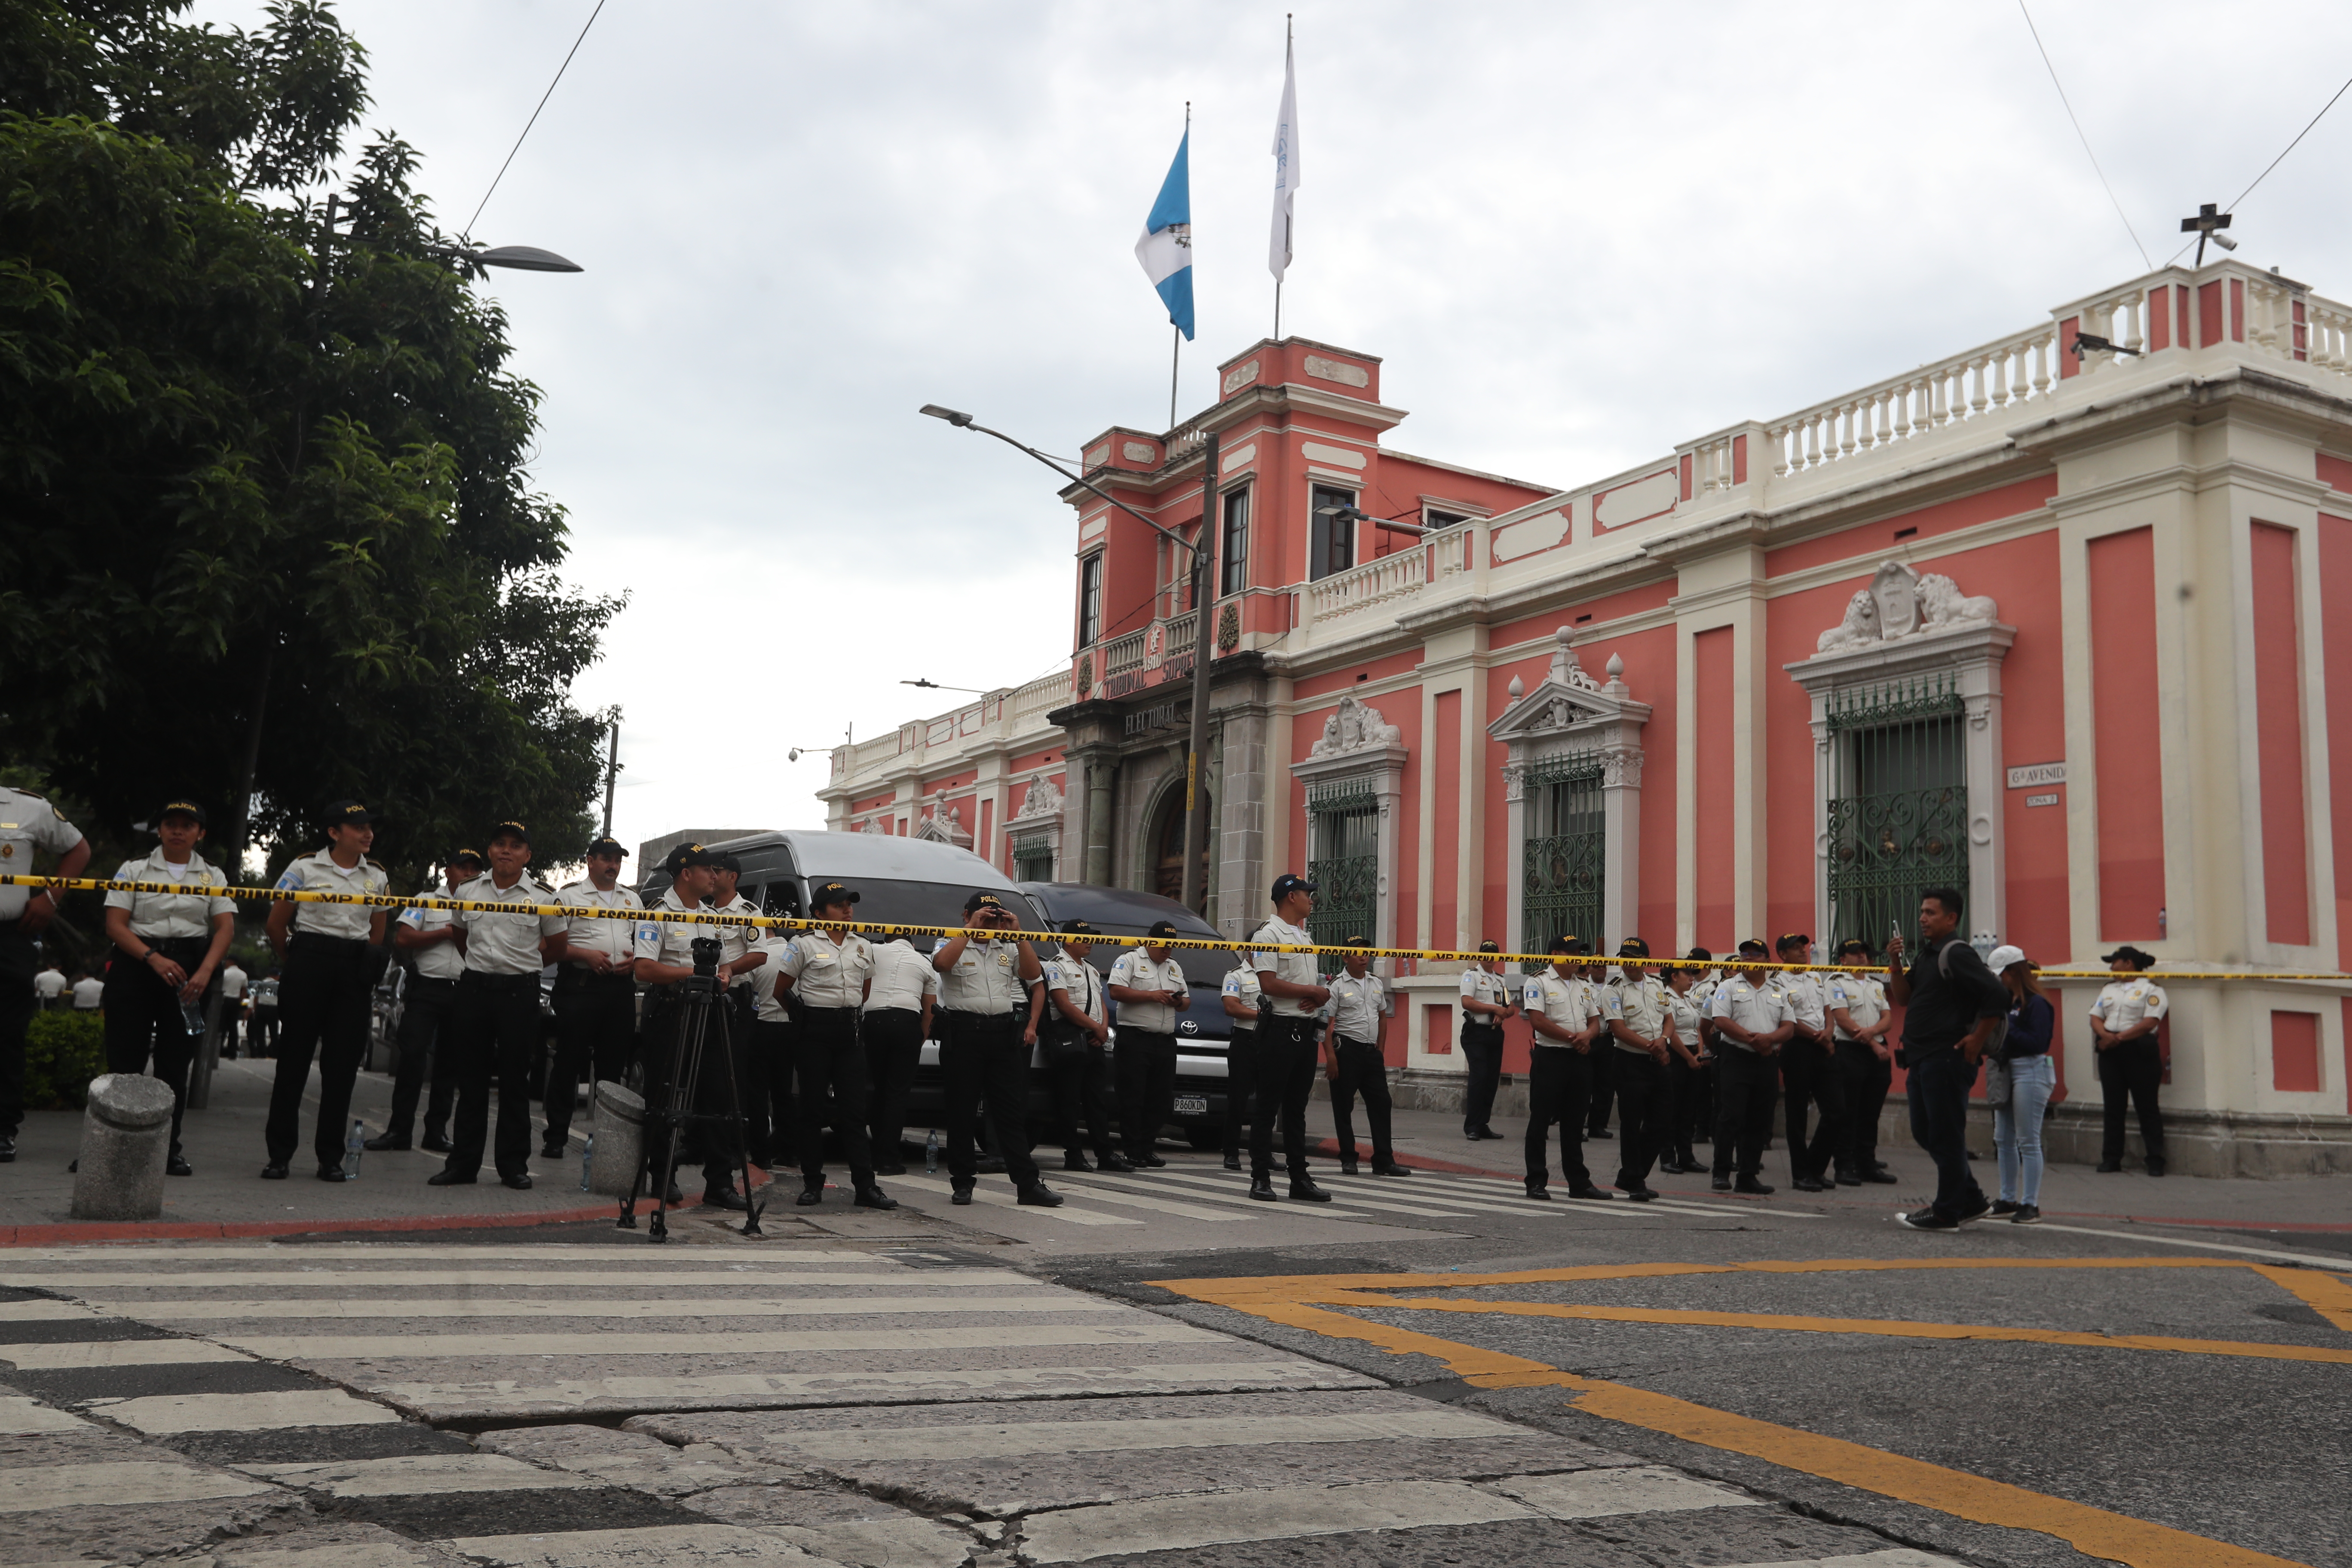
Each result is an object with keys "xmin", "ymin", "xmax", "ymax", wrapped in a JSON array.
[{"xmin": 0, "ymin": 0, "xmax": 619, "ymax": 888}]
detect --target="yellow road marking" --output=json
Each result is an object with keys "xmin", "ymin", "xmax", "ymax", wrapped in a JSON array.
[
  {"xmin": 1365, "ymin": 1295, "xmax": 2352, "ymax": 1365},
  {"xmin": 2251, "ymin": 1265, "xmax": 2352, "ymax": 1331},
  {"xmin": 1153, "ymin": 1257, "xmax": 2333, "ymax": 1568}
]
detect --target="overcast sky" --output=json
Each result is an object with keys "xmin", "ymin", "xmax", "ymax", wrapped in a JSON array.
[{"xmin": 190, "ymin": 0, "xmax": 2352, "ymax": 867}]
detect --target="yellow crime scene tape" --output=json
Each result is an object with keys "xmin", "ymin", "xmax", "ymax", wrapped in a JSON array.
[{"xmin": 8, "ymin": 874, "xmax": 2349, "ymax": 983}]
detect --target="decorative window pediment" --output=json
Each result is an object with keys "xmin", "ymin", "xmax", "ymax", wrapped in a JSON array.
[
  {"xmin": 1290, "ymin": 695, "xmax": 1408, "ymax": 952},
  {"xmin": 911, "ymin": 790, "xmax": 973, "ymax": 848}
]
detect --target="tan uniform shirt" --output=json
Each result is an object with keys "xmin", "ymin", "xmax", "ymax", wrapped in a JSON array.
[
  {"xmin": 560, "ymin": 879, "xmax": 643, "ymax": 968},
  {"xmin": 274, "ymin": 848, "xmax": 390, "ymax": 940},
  {"xmin": 780, "ymin": 930, "xmax": 875, "ymax": 1007},
  {"xmin": 1602, "ymin": 973, "xmax": 1672, "ymax": 1056},
  {"xmin": 1108, "ymin": 950, "xmax": 1188, "ymax": 1033},
  {"xmin": 104, "ymin": 849, "xmax": 233, "ymax": 938},
  {"xmin": 1526, "ymin": 970, "xmax": 1600, "ymax": 1048},
  {"xmin": 1249, "ymin": 917, "xmax": 1320, "ymax": 1019},
  {"xmin": 865, "ymin": 941, "xmax": 941, "ymax": 1014},
  {"xmin": 0, "ymin": 787, "xmax": 82, "ymax": 923},
  {"xmin": 453, "ymin": 872, "xmax": 563, "ymax": 976}
]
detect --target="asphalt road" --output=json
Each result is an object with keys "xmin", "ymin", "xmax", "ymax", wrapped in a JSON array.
[{"xmin": 1, "ymin": 1129, "xmax": 2344, "ymax": 1568}]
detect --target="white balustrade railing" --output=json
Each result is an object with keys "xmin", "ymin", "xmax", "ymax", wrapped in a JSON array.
[
  {"xmin": 1010, "ymin": 671, "xmax": 1069, "ymax": 726},
  {"xmin": 1764, "ymin": 319, "xmax": 2063, "ymax": 480},
  {"xmin": 1164, "ymin": 609, "xmax": 1198, "ymax": 654},
  {"xmin": 1308, "ymin": 548, "xmax": 1427, "ymax": 622},
  {"xmin": 1100, "ymin": 628, "xmax": 1147, "ymax": 676}
]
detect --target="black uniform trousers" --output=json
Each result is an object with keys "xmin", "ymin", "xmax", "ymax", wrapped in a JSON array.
[
  {"xmin": 793, "ymin": 1006, "xmax": 875, "ymax": 1187},
  {"xmin": 1836, "ymin": 1038, "xmax": 1892, "ymax": 1174},
  {"xmin": 937, "ymin": 1009, "xmax": 1039, "ymax": 1188},
  {"xmin": 1115, "ymin": 1027, "xmax": 1177, "ymax": 1156},
  {"xmin": 1524, "ymin": 1046, "xmax": 1593, "ymax": 1190},
  {"xmin": 747, "ymin": 1017, "xmax": 795, "ymax": 1167},
  {"xmin": 102, "ymin": 940, "xmax": 212, "ymax": 1157},
  {"xmin": 1221, "ymin": 1025, "xmax": 1259, "ymax": 1160},
  {"xmin": 0, "ymin": 928, "xmax": 33, "ymax": 1136},
  {"xmin": 251, "ymin": 1002, "xmax": 279, "ymax": 1056},
  {"xmin": 1584, "ymin": 1046, "xmax": 1615, "ymax": 1136},
  {"xmin": 1712, "ymin": 1046, "xmax": 1779, "ymax": 1178},
  {"xmin": 1458, "ymin": 1021, "xmax": 1505, "ymax": 1135},
  {"xmin": 1668, "ymin": 1050, "xmax": 1711, "ymax": 1161},
  {"xmin": 2098, "ymin": 1036, "xmax": 2167, "ymax": 1164},
  {"xmin": 1780, "ymin": 1035, "xmax": 1846, "ymax": 1179},
  {"xmin": 862, "ymin": 1007, "xmax": 924, "ymax": 1164},
  {"xmin": 266, "ymin": 933, "xmax": 375, "ymax": 1170},
  {"xmin": 545, "ymin": 970, "xmax": 637, "ymax": 1146},
  {"xmin": 444, "ymin": 970, "xmax": 539, "ymax": 1182},
  {"xmin": 1047, "ymin": 1040, "xmax": 1118, "ymax": 1161},
  {"xmin": 383, "ymin": 975, "xmax": 459, "ymax": 1144},
  {"xmin": 1609, "ymin": 1050, "xmax": 1671, "ymax": 1189},
  {"xmin": 1329, "ymin": 1036, "xmax": 1395, "ymax": 1167},
  {"xmin": 1249, "ymin": 1015, "xmax": 1320, "ymax": 1180},
  {"xmin": 641, "ymin": 985, "xmax": 744, "ymax": 1195}
]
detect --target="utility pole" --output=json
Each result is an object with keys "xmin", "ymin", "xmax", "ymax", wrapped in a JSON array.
[
  {"xmin": 1179, "ymin": 432, "xmax": 1220, "ymax": 918},
  {"xmin": 600, "ymin": 711, "xmax": 622, "ymax": 838}
]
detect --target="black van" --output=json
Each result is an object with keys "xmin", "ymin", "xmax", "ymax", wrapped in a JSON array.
[{"xmin": 1017, "ymin": 881, "xmax": 1248, "ymax": 1152}]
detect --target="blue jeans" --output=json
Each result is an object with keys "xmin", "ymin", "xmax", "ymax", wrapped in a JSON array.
[
  {"xmin": 1994, "ymin": 1053, "xmax": 2056, "ymax": 1205},
  {"xmin": 1905, "ymin": 1049, "xmax": 1985, "ymax": 1220}
]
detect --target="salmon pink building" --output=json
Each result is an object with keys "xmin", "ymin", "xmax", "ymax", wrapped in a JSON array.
[{"xmin": 823, "ymin": 260, "xmax": 2352, "ymax": 1175}]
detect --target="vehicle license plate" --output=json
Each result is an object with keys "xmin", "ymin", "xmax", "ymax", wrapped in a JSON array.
[{"xmin": 1173, "ymin": 1095, "xmax": 1209, "ymax": 1115}]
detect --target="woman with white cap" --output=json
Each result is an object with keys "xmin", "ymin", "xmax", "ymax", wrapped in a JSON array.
[{"xmin": 1986, "ymin": 944, "xmax": 2055, "ymax": 1224}]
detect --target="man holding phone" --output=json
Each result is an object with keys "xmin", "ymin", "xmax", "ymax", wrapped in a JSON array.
[
  {"xmin": 932, "ymin": 891, "xmax": 1061, "ymax": 1207},
  {"xmin": 1107, "ymin": 920, "xmax": 1189, "ymax": 1169},
  {"xmin": 1886, "ymin": 888, "xmax": 2005, "ymax": 1230}
]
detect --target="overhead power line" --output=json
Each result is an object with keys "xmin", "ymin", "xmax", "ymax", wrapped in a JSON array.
[
  {"xmin": 2017, "ymin": 0, "xmax": 2151, "ymax": 270},
  {"xmin": 2162, "ymin": 69, "xmax": 2352, "ymax": 265},
  {"xmin": 462, "ymin": 0, "xmax": 608, "ymax": 242}
]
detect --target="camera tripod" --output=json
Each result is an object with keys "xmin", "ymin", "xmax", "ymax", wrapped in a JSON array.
[{"xmin": 619, "ymin": 936, "xmax": 763, "ymax": 1240}]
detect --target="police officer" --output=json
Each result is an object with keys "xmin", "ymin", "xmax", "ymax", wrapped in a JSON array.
[
  {"xmin": 2090, "ymin": 946, "xmax": 2168, "ymax": 1176},
  {"xmin": 1322, "ymin": 937, "xmax": 1406, "ymax": 1177},
  {"xmin": 1247, "ymin": 874, "xmax": 1333, "ymax": 1203},
  {"xmin": 1107, "ymin": 919, "xmax": 1187, "ymax": 1168},
  {"xmin": 863, "ymin": 935, "xmax": 937, "ymax": 1175},
  {"xmin": 1826, "ymin": 939, "xmax": 1896, "ymax": 1184},
  {"xmin": 1218, "ymin": 956, "xmax": 1263, "ymax": 1173},
  {"xmin": 371, "ymin": 850, "xmax": 480, "ymax": 1154},
  {"xmin": 430, "ymin": 821, "xmax": 561, "ymax": 1190},
  {"xmin": 1707, "ymin": 939, "xmax": 1792, "ymax": 1194},
  {"xmin": 741, "ymin": 919, "xmax": 794, "ymax": 1169},
  {"xmin": 932, "ymin": 891, "xmax": 1061, "ymax": 1207},
  {"xmin": 0, "ymin": 781, "xmax": 86, "ymax": 1164},
  {"xmin": 544, "ymin": 836, "xmax": 641, "ymax": 1157},
  {"xmin": 1458, "ymin": 940, "xmax": 1516, "ymax": 1140},
  {"xmin": 264, "ymin": 800, "xmax": 391, "ymax": 1181},
  {"xmin": 1600, "ymin": 938, "xmax": 1679, "ymax": 1201},
  {"xmin": 634, "ymin": 845, "xmax": 761, "ymax": 1209},
  {"xmin": 1043, "ymin": 920, "xmax": 1125, "ymax": 1173},
  {"xmin": 1775, "ymin": 933, "xmax": 1842, "ymax": 1192},
  {"xmin": 775, "ymin": 881, "xmax": 896, "ymax": 1210},
  {"xmin": 1525, "ymin": 937, "xmax": 1608, "ymax": 1201},
  {"xmin": 100, "ymin": 800, "xmax": 234, "ymax": 1176},
  {"xmin": 1659, "ymin": 955, "xmax": 1712, "ymax": 1173}
]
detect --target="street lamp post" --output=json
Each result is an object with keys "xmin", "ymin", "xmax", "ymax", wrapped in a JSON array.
[
  {"xmin": 922, "ymin": 406, "xmax": 1220, "ymax": 915},
  {"xmin": 221, "ymin": 210, "xmax": 583, "ymax": 878}
]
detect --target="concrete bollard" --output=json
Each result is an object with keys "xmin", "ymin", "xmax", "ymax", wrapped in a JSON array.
[
  {"xmin": 590, "ymin": 1080, "xmax": 647, "ymax": 1196},
  {"xmin": 70, "ymin": 1074, "xmax": 176, "ymax": 1222}
]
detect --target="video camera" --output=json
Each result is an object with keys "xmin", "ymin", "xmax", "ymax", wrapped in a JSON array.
[{"xmin": 689, "ymin": 935, "xmax": 722, "ymax": 977}]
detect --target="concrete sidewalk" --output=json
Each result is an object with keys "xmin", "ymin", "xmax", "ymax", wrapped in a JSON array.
[{"xmin": 1316, "ymin": 1097, "xmax": 2352, "ymax": 1237}]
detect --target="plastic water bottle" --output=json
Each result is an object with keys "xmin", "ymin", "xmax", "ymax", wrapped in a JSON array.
[
  {"xmin": 580, "ymin": 1133, "xmax": 595, "ymax": 1191},
  {"xmin": 925, "ymin": 1130, "xmax": 939, "ymax": 1174},
  {"xmin": 345, "ymin": 1119, "xmax": 365, "ymax": 1179},
  {"xmin": 180, "ymin": 1001, "xmax": 206, "ymax": 1036}
]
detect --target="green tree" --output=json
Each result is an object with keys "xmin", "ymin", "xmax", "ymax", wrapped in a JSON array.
[{"xmin": 0, "ymin": 0, "xmax": 619, "ymax": 890}]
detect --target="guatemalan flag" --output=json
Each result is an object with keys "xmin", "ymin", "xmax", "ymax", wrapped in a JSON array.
[{"xmin": 1133, "ymin": 129, "xmax": 1194, "ymax": 340}]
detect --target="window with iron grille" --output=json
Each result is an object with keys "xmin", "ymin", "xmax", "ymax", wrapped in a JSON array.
[
  {"xmin": 1011, "ymin": 834, "xmax": 1054, "ymax": 885},
  {"xmin": 1305, "ymin": 779, "xmax": 1377, "ymax": 975},
  {"xmin": 1522, "ymin": 754, "xmax": 1605, "ymax": 961},
  {"xmin": 1826, "ymin": 673, "xmax": 1967, "ymax": 950}
]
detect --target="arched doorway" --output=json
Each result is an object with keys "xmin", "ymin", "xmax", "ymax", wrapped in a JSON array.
[{"xmin": 1147, "ymin": 786, "xmax": 1212, "ymax": 914}]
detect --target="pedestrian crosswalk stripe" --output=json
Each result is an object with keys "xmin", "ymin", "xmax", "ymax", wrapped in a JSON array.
[
  {"xmin": 369, "ymin": 1357, "xmax": 1375, "ymax": 1414},
  {"xmin": 0, "ymin": 1299, "xmax": 106, "ymax": 1320},
  {"xmin": 0, "ymin": 1395, "xmax": 97, "ymax": 1434},
  {"xmin": 240, "ymin": 1454, "xmax": 600, "ymax": 1498},
  {"xmin": 0, "ymin": 1459, "xmax": 279, "ymax": 1513},
  {"xmin": 80, "ymin": 1388, "xmax": 405, "ymax": 1433},
  {"xmin": 445, "ymin": 1523, "xmax": 818, "ymax": 1566},
  {"xmin": 1019, "ymin": 1477, "xmax": 1539, "ymax": 1562},
  {"xmin": 1716, "ymin": 1554, "xmax": 1966, "ymax": 1568},
  {"xmin": 212, "ymin": 1322, "xmax": 1230, "ymax": 1361},
  {"xmin": 760, "ymin": 1406, "xmax": 1522, "ymax": 1462},
  {"xmin": 0, "ymin": 1338, "xmax": 253, "ymax": 1369},
  {"xmin": 1027, "ymin": 1176, "xmax": 1251, "ymax": 1222},
  {"xmin": 97, "ymin": 1295, "xmax": 1117, "ymax": 1322},
  {"xmin": 0, "ymin": 1245, "xmax": 887, "ymax": 1263},
  {"xmin": 885, "ymin": 1174, "xmax": 1142, "ymax": 1225},
  {"xmin": 211, "ymin": 1545, "xmax": 442, "ymax": 1568},
  {"xmin": 1493, "ymin": 1465, "xmax": 1759, "ymax": 1516},
  {"xmin": 3, "ymin": 1270, "xmax": 1027, "ymax": 1290},
  {"xmin": 1073, "ymin": 1168, "xmax": 1418, "ymax": 1224}
]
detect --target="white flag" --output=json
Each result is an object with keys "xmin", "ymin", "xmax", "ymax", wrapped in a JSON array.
[{"xmin": 1268, "ymin": 35, "xmax": 1298, "ymax": 283}]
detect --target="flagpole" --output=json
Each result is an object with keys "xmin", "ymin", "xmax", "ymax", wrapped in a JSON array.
[
  {"xmin": 1274, "ymin": 279, "xmax": 1282, "ymax": 341},
  {"xmin": 1170, "ymin": 324, "xmax": 1180, "ymax": 430}
]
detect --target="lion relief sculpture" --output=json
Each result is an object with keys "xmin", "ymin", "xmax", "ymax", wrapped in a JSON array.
[{"xmin": 1816, "ymin": 561, "xmax": 1999, "ymax": 654}]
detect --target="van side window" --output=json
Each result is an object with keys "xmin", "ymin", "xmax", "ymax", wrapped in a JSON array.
[{"xmin": 761, "ymin": 883, "xmax": 802, "ymax": 919}]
